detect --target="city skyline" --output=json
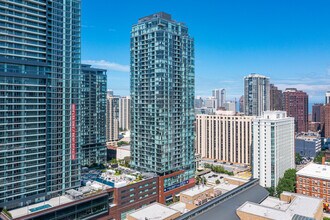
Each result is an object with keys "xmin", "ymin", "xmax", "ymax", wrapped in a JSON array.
[{"xmin": 82, "ymin": 0, "xmax": 330, "ymax": 106}]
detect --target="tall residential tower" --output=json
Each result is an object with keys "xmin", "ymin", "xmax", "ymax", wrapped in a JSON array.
[
  {"xmin": 81, "ymin": 64, "xmax": 107, "ymax": 166},
  {"xmin": 283, "ymin": 88, "xmax": 308, "ymax": 133},
  {"xmin": 252, "ymin": 111, "xmax": 295, "ymax": 188},
  {"xmin": 0, "ymin": 0, "xmax": 81, "ymax": 209},
  {"xmin": 212, "ymin": 88, "xmax": 226, "ymax": 108},
  {"xmin": 244, "ymin": 74, "xmax": 270, "ymax": 116},
  {"xmin": 130, "ymin": 12, "xmax": 195, "ymax": 196}
]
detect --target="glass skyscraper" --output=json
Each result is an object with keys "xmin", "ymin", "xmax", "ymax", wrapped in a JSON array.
[
  {"xmin": 244, "ymin": 74, "xmax": 270, "ymax": 116},
  {"xmin": 0, "ymin": 0, "xmax": 81, "ymax": 209},
  {"xmin": 130, "ymin": 12, "xmax": 195, "ymax": 185},
  {"xmin": 81, "ymin": 64, "xmax": 107, "ymax": 166}
]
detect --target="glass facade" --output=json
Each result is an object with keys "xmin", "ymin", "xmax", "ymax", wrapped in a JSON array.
[
  {"xmin": 130, "ymin": 12, "xmax": 195, "ymax": 184},
  {"xmin": 0, "ymin": 0, "xmax": 81, "ymax": 209},
  {"xmin": 81, "ymin": 64, "xmax": 107, "ymax": 166}
]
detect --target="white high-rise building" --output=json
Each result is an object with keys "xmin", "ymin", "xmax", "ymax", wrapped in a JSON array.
[
  {"xmin": 119, "ymin": 96, "xmax": 131, "ymax": 131},
  {"xmin": 212, "ymin": 89, "xmax": 226, "ymax": 108},
  {"xmin": 224, "ymin": 101, "xmax": 236, "ymax": 112},
  {"xmin": 244, "ymin": 74, "xmax": 270, "ymax": 116},
  {"xmin": 204, "ymin": 97, "xmax": 218, "ymax": 109},
  {"xmin": 196, "ymin": 111, "xmax": 255, "ymax": 164},
  {"xmin": 252, "ymin": 111, "xmax": 295, "ymax": 188}
]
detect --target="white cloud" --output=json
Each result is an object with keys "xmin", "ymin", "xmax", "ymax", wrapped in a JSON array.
[{"xmin": 83, "ymin": 60, "xmax": 129, "ymax": 73}]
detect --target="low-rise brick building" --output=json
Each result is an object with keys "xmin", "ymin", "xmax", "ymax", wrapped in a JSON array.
[{"xmin": 296, "ymin": 163, "xmax": 330, "ymax": 211}]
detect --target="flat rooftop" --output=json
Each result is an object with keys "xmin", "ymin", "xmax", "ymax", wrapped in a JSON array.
[
  {"xmin": 214, "ymin": 182, "xmax": 238, "ymax": 193},
  {"xmin": 296, "ymin": 163, "xmax": 330, "ymax": 181},
  {"xmin": 169, "ymin": 202, "xmax": 188, "ymax": 214},
  {"xmin": 10, "ymin": 196, "xmax": 73, "ymax": 219},
  {"xmin": 128, "ymin": 203, "xmax": 180, "ymax": 220},
  {"xmin": 237, "ymin": 192, "xmax": 322, "ymax": 219},
  {"xmin": 190, "ymin": 182, "xmax": 269, "ymax": 220},
  {"xmin": 181, "ymin": 185, "xmax": 211, "ymax": 197},
  {"xmin": 201, "ymin": 159, "xmax": 250, "ymax": 173}
]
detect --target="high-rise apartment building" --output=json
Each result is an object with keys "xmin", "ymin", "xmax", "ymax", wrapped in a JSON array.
[
  {"xmin": 244, "ymin": 74, "xmax": 270, "ymax": 116},
  {"xmin": 269, "ymin": 84, "xmax": 283, "ymax": 110},
  {"xmin": 81, "ymin": 64, "xmax": 107, "ymax": 166},
  {"xmin": 312, "ymin": 103, "xmax": 324, "ymax": 123},
  {"xmin": 204, "ymin": 97, "xmax": 218, "ymax": 109},
  {"xmin": 0, "ymin": 0, "xmax": 81, "ymax": 209},
  {"xmin": 130, "ymin": 12, "xmax": 195, "ymax": 187},
  {"xmin": 283, "ymin": 88, "xmax": 308, "ymax": 133},
  {"xmin": 196, "ymin": 112, "xmax": 255, "ymax": 164},
  {"xmin": 194, "ymin": 97, "xmax": 203, "ymax": 108},
  {"xmin": 212, "ymin": 89, "xmax": 226, "ymax": 108},
  {"xmin": 119, "ymin": 96, "xmax": 131, "ymax": 131},
  {"xmin": 324, "ymin": 104, "xmax": 330, "ymax": 138},
  {"xmin": 106, "ymin": 95, "xmax": 119, "ymax": 142},
  {"xmin": 252, "ymin": 111, "xmax": 295, "ymax": 187},
  {"xmin": 224, "ymin": 101, "xmax": 236, "ymax": 112}
]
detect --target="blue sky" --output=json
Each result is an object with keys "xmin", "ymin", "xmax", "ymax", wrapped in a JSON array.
[{"xmin": 82, "ymin": 0, "xmax": 330, "ymax": 107}]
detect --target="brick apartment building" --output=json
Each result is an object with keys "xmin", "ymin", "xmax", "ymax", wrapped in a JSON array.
[
  {"xmin": 296, "ymin": 163, "xmax": 330, "ymax": 211},
  {"xmin": 283, "ymin": 88, "xmax": 308, "ymax": 133}
]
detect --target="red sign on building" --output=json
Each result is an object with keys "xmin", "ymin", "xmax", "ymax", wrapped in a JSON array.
[{"xmin": 71, "ymin": 104, "xmax": 76, "ymax": 160}]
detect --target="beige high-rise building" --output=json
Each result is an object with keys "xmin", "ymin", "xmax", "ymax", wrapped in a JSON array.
[
  {"xmin": 196, "ymin": 111, "xmax": 255, "ymax": 165},
  {"xmin": 106, "ymin": 95, "xmax": 119, "ymax": 142},
  {"xmin": 119, "ymin": 96, "xmax": 131, "ymax": 131}
]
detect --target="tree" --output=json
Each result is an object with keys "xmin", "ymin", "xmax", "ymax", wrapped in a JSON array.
[
  {"xmin": 266, "ymin": 187, "xmax": 275, "ymax": 196},
  {"xmin": 215, "ymin": 179, "xmax": 220, "ymax": 185},
  {"xmin": 314, "ymin": 151, "xmax": 325, "ymax": 164},
  {"xmin": 117, "ymin": 141, "xmax": 129, "ymax": 147},
  {"xmin": 295, "ymin": 153, "xmax": 302, "ymax": 165},
  {"xmin": 276, "ymin": 169, "xmax": 297, "ymax": 197},
  {"xmin": 203, "ymin": 163, "xmax": 234, "ymax": 176},
  {"xmin": 110, "ymin": 158, "xmax": 118, "ymax": 164}
]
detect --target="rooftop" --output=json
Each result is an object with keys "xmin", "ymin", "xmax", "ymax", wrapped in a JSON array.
[
  {"xmin": 237, "ymin": 192, "xmax": 323, "ymax": 220},
  {"xmin": 188, "ymin": 181, "xmax": 269, "ymax": 220},
  {"xmin": 128, "ymin": 203, "xmax": 180, "ymax": 220},
  {"xmin": 169, "ymin": 202, "xmax": 189, "ymax": 214},
  {"xmin": 245, "ymin": 73, "xmax": 269, "ymax": 78},
  {"xmin": 181, "ymin": 185, "xmax": 211, "ymax": 197},
  {"xmin": 138, "ymin": 12, "xmax": 173, "ymax": 23},
  {"xmin": 10, "ymin": 196, "xmax": 73, "ymax": 219},
  {"xmin": 296, "ymin": 163, "xmax": 330, "ymax": 180},
  {"xmin": 296, "ymin": 132, "xmax": 320, "ymax": 141},
  {"xmin": 82, "ymin": 166, "xmax": 157, "ymax": 189}
]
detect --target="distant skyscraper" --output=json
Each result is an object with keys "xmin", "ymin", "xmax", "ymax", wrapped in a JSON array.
[
  {"xmin": 106, "ymin": 95, "xmax": 120, "ymax": 142},
  {"xmin": 204, "ymin": 97, "xmax": 218, "ymax": 109},
  {"xmin": 194, "ymin": 97, "xmax": 203, "ymax": 108},
  {"xmin": 212, "ymin": 89, "xmax": 226, "ymax": 108},
  {"xmin": 324, "ymin": 104, "xmax": 330, "ymax": 138},
  {"xmin": 81, "ymin": 64, "xmax": 107, "ymax": 166},
  {"xmin": 244, "ymin": 74, "xmax": 270, "ymax": 116},
  {"xmin": 312, "ymin": 103, "xmax": 324, "ymax": 123},
  {"xmin": 269, "ymin": 84, "xmax": 283, "ymax": 110},
  {"xmin": 119, "ymin": 96, "xmax": 131, "ymax": 131},
  {"xmin": 283, "ymin": 88, "xmax": 308, "ymax": 133},
  {"xmin": 0, "ymin": 0, "xmax": 81, "ymax": 209},
  {"xmin": 107, "ymin": 90, "xmax": 114, "ymax": 97},
  {"xmin": 252, "ymin": 111, "xmax": 295, "ymax": 188},
  {"xmin": 130, "ymin": 12, "xmax": 195, "ymax": 185},
  {"xmin": 326, "ymin": 91, "xmax": 330, "ymax": 104},
  {"xmin": 224, "ymin": 101, "xmax": 236, "ymax": 112},
  {"xmin": 239, "ymin": 95, "xmax": 244, "ymax": 113}
]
